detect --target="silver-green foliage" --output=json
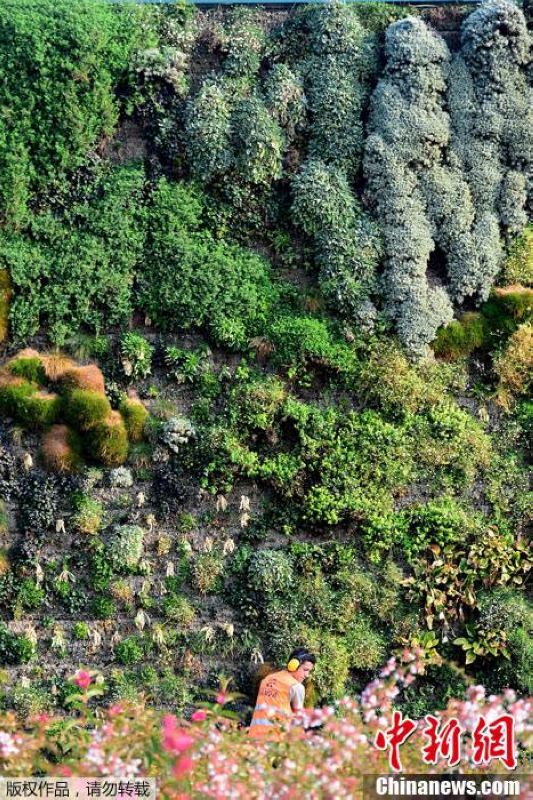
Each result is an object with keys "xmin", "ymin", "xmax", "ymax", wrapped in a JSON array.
[
  {"xmin": 447, "ymin": 0, "xmax": 532, "ymax": 301},
  {"xmin": 364, "ymin": 3, "xmax": 532, "ymax": 356},
  {"xmin": 292, "ymin": 5, "xmax": 380, "ymax": 328},
  {"xmin": 107, "ymin": 525, "xmax": 145, "ymax": 571},
  {"xmin": 292, "ymin": 159, "xmax": 381, "ymax": 328},
  {"xmin": 364, "ymin": 17, "xmax": 454, "ymax": 356}
]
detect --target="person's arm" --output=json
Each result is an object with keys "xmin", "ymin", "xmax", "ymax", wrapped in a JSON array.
[{"xmin": 289, "ymin": 682, "xmax": 305, "ymax": 712}]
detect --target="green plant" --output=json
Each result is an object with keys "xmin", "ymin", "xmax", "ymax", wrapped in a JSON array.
[
  {"xmin": 71, "ymin": 494, "xmax": 103, "ymax": 535},
  {"xmin": 107, "ymin": 525, "xmax": 145, "ymax": 572},
  {"xmin": 92, "ymin": 596, "xmax": 117, "ymax": 620},
  {"xmin": 72, "ymin": 622, "xmax": 90, "ymax": 641},
  {"xmin": 15, "ymin": 579, "xmax": 45, "ymax": 611},
  {"xmin": 162, "ymin": 594, "xmax": 195, "ymax": 625},
  {"xmin": 0, "ymin": 624, "xmax": 35, "ymax": 665},
  {"xmin": 64, "ymin": 390, "xmax": 111, "ymax": 432},
  {"xmin": 120, "ymin": 333, "xmax": 154, "ymax": 380},
  {"xmin": 191, "ymin": 553, "xmax": 224, "ymax": 595},
  {"xmin": 433, "ymin": 313, "xmax": 487, "ymax": 360},
  {"xmin": 248, "ymin": 550, "xmax": 294, "ymax": 596},
  {"xmin": 119, "ymin": 397, "xmax": 149, "ymax": 443},
  {"xmin": 87, "ymin": 411, "xmax": 129, "ymax": 466},
  {"xmin": 8, "ymin": 355, "xmax": 46, "ymax": 384},
  {"xmin": 115, "ymin": 636, "xmax": 144, "ymax": 666},
  {"xmin": 502, "ymin": 225, "xmax": 533, "ymax": 285}
]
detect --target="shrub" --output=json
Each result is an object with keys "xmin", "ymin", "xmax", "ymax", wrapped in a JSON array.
[
  {"xmin": 292, "ymin": 160, "xmax": 381, "ymax": 328},
  {"xmin": 60, "ymin": 365, "xmax": 105, "ymax": 394},
  {"xmin": 119, "ymin": 397, "xmax": 149, "ymax": 443},
  {"xmin": 263, "ymin": 64, "xmax": 306, "ymax": 140},
  {"xmin": 267, "ymin": 314, "xmax": 355, "ymax": 375},
  {"xmin": 494, "ymin": 323, "xmax": 533, "ymax": 407},
  {"xmin": 0, "ymin": 374, "xmax": 36, "ymax": 418},
  {"xmin": 344, "ymin": 616, "xmax": 386, "ymax": 671},
  {"xmin": 72, "ymin": 622, "xmax": 90, "ymax": 641},
  {"xmin": 248, "ymin": 550, "xmax": 293, "ymax": 595},
  {"xmin": 19, "ymin": 391, "xmax": 61, "ymax": 429},
  {"xmin": 15, "ymin": 578, "xmax": 45, "ymax": 611},
  {"xmin": 185, "ymin": 80, "xmax": 233, "ymax": 184},
  {"xmin": 64, "ymin": 390, "xmax": 111, "ymax": 432},
  {"xmin": 120, "ymin": 333, "xmax": 154, "ymax": 380},
  {"xmin": 41, "ymin": 425, "xmax": 83, "ymax": 473},
  {"xmin": 231, "ymin": 96, "xmax": 284, "ymax": 186},
  {"xmin": 115, "ymin": 636, "xmax": 144, "ymax": 666},
  {"xmin": 107, "ymin": 525, "xmax": 145, "ymax": 572},
  {"xmin": 0, "ymin": 268, "xmax": 11, "ymax": 341},
  {"xmin": 87, "ymin": 411, "xmax": 128, "ymax": 466},
  {"xmin": 1, "ymin": 165, "xmax": 147, "ymax": 343},
  {"xmin": 0, "ymin": 0, "xmax": 154, "ymax": 227},
  {"xmin": 190, "ymin": 553, "xmax": 224, "ymax": 595},
  {"xmin": 92, "ymin": 595, "xmax": 117, "ymax": 620},
  {"xmin": 0, "ymin": 624, "xmax": 35, "ymax": 665},
  {"xmin": 222, "ymin": 7, "xmax": 266, "ymax": 77},
  {"xmin": 71, "ymin": 494, "xmax": 103, "ymax": 535},
  {"xmin": 138, "ymin": 179, "xmax": 277, "ymax": 348},
  {"xmin": 163, "ymin": 594, "xmax": 195, "ymax": 625},
  {"xmin": 403, "ymin": 497, "xmax": 479, "ymax": 561}
]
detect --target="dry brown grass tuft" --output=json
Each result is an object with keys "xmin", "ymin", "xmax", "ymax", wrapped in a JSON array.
[
  {"xmin": 41, "ymin": 352, "xmax": 77, "ymax": 382},
  {"xmin": 42, "ymin": 424, "xmax": 82, "ymax": 473},
  {"xmin": 61, "ymin": 364, "xmax": 105, "ymax": 394}
]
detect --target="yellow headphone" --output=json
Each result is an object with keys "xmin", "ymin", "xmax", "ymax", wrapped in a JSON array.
[{"xmin": 287, "ymin": 652, "xmax": 312, "ymax": 672}]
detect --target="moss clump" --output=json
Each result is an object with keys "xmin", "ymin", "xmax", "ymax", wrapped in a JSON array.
[
  {"xmin": 18, "ymin": 390, "xmax": 61, "ymax": 428},
  {"xmin": 64, "ymin": 389, "xmax": 111, "ymax": 431},
  {"xmin": 493, "ymin": 285, "xmax": 533, "ymax": 323},
  {"xmin": 433, "ymin": 313, "xmax": 487, "ymax": 360},
  {"xmin": 494, "ymin": 323, "xmax": 533, "ymax": 408},
  {"xmin": 61, "ymin": 364, "xmax": 105, "ymax": 394},
  {"xmin": 0, "ymin": 269, "xmax": 11, "ymax": 342},
  {"xmin": 87, "ymin": 410, "xmax": 128, "ymax": 466},
  {"xmin": 41, "ymin": 424, "xmax": 83, "ymax": 473},
  {"xmin": 71, "ymin": 493, "xmax": 103, "ymax": 535},
  {"xmin": 7, "ymin": 354, "xmax": 46, "ymax": 384},
  {"xmin": 0, "ymin": 374, "xmax": 36, "ymax": 418},
  {"xmin": 120, "ymin": 396, "xmax": 149, "ymax": 443}
]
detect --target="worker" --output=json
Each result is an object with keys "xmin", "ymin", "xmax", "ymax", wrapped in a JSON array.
[{"xmin": 248, "ymin": 647, "xmax": 316, "ymax": 739}]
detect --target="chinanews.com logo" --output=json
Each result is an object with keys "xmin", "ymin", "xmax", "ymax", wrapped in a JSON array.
[{"xmin": 365, "ymin": 712, "xmax": 532, "ymax": 800}]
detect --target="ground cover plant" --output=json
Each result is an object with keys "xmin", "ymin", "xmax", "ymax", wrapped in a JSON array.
[{"xmin": 0, "ymin": 1, "xmax": 530, "ymax": 789}]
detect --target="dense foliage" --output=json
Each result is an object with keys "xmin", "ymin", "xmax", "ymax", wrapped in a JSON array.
[{"xmin": 0, "ymin": 0, "xmax": 530, "ymax": 750}]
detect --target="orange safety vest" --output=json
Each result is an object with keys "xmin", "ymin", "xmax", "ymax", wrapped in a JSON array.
[{"xmin": 248, "ymin": 669, "xmax": 300, "ymax": 740}]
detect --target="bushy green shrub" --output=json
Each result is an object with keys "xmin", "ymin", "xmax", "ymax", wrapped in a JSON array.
[
  {"xmin": 231, "ymin": 96, "xmax": 284, "ymax": 186},
  {"xmin": 263, "ymin": 64, "xmax": 306, "ymax": 140},
  {"xmin": 0, "ymin": 624, "xmax": 35, "ymax": 665},
  {"xmin": 403, "ymin": 497, "xmax": 479, "ymax": 561},
  {"xmin": 137, "ymin": 179, "xmax": 277, "ymax": 348},
  {"xmin": 72, "ymin": 622, "xmax": 90, "ymax": 641},
  {"xmin": 344, "ymin": 615, "xmax": 386, "ymax": 670},
  {"xmin": 0, "ymin": 0, "xmax": 155, "ymax": 228},
  {"xmin": 163, "ymin": 594, "xmax": 195, "ymax": 625},
  {"xmin": 248, "ymin": 550, "xmax": 294, "ymax": 595},
  {"xmin": 1, "ymin": 165, "xmax": 146, "ymax": 344},
  {"xmin": 267, "ymin": 314, "xmax": 356, "ymax": 375},
  {"xmin": 185, "ymin": 80, "xmax": 233, "ymax": 184},
  {"xmin": 107, "ymin": 525, "xmax": 145, "ymax": 572},
  {"xmin": 502, "ymin": 226, "xmax": 533, "ymax": 286},
  {"xmin": 190, "ymin": 553, "xmax": 224, "ymax": 595},
  {"xmin": 15, "ymin": 578, "xmax": 45, "ymax": 611},
  {"xmin": 92, "ymin": 595, "xmax": 117, "ymax": 620},
  {"xmin": 433, "ymin": 313, "xmax": 487, "ymax": 359},
  {"xmin": 222, "ymin": 7, "xmax": 266, "ymax": 78},
  {"xmin": 115, "ymin": 636, "xmax": 144, "ymax": 666}
]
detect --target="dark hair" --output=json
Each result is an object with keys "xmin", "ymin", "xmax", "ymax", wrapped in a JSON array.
[{"xmin": 289, "ymin": 646, "xmax": 316, "ymax": 665}]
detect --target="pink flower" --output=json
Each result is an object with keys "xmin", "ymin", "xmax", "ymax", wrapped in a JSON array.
[
  {"xmin": 108, "ymin": 704, "xmax": 123, "ymax": 717},
  {"xmin": 173, "ymin": 755, "xmax": 194, "ymax": 778},
  {"xmin": 73, "ymin": 670, "xmax": 92, "ymax": 690},
  {"xmin": 162, "ymin": 715, "xmax": 194, "ymax": 755},
  {"xmin": 216, "ymin": 693, "xmax": 227, "ymax": 705},
  {"xmin": 191, "ymin": 709, "xmax": 207, "ymax": 722}
]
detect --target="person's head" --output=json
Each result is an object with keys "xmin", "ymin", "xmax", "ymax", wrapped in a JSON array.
[{"xmin": 286, "ymin": 647, "xmax": 316, "ymax": 683}]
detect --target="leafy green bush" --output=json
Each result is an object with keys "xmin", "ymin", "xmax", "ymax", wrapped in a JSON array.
[
  {"xmin": 0, "ymin": 624, "xmax": 35, "ymax": 665},
  {"xmin": 92, "ymin": 595, "xmax": 117, "ymax": 620},
  {"xmin": 433, "ymin": 313, "xmax": 487, "ymax": 359},
  {"xmin": 190, "ymin": 553, "xmax": 224, "ymax": 595},
  {"xmin": 248, "ymin": 550, "xmax": 294, "ymax": 595},
  {"xmin": 138, "ymin": 179, "xmax": 277, "ymax": 348},
  {"xmin": 0, "ymin": 0, "xmax": 154, "ymax": 227},
  {"xmin": 115, "ymin": 636, "xmax": 144, "ymax": 666},
  {"xmin": 15, "ymin": 578, "xmax": 45, "ymax": 611},
  {"xmin": 1, "ymin": 165, "xmax": 146, "ymax": 344},
  {"xmin": 162, "ymin": 594, "xmax": 195, "ymax": 625},
  {"xmin": 502, "ymin": 226, "xmax": 533, "ymax": 286},
  {"xmin": 120, "ymin": 333, "xmax": 154, "ymax": 380},
  {"xmin": 403, "ymin": 497, "xmax": 479, "ymax": 561},
  {"xmin": 72, "ymin": 622, "xmax": 90, "ymax": 641},
  {"xmin": 8, "ymin": 355, "xmax": 46, "ymax": 384}
]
